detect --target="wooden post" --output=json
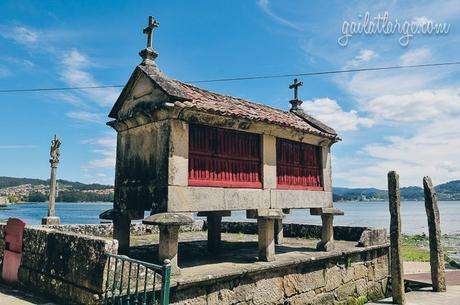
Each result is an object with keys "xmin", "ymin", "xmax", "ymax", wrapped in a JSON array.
[
  {"xmin": 423, "ymin": 176, "xmax": 446, "ymax": 292},
  {"xmin": 388, "ymin": 171, "xmax": 405, "ymax": 305}
]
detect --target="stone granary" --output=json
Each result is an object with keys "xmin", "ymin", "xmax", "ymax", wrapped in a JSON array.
[{"xmin": 103, "ymin": 16, "xmax": 342, "ymax": 272}]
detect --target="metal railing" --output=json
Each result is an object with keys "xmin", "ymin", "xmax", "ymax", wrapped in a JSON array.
[{"xmin": 103, "ymin": 253, "xmax": 171, "ymax": 305}]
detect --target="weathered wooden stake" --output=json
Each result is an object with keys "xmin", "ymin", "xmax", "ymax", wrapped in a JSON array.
[
  {"xmin": 388, "ymin": 171, "xmax": 405, "ymax": 305},
  {"xmin": 423, "ymin": 176, "xmax": 446, "ymax": 292}
]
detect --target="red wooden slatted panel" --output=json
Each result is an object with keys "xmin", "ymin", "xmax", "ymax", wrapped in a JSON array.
[
  {"xmin": 189, "ymin": 124, "xmax": 262, "ymax": 188},
  {"xmin": 276, "ymin": 138, "xmax": 323, "ymax": 190}
]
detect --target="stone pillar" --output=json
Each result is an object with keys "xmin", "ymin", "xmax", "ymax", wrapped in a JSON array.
[
  {"xmin": 207, "ymin": 214, "xmax": 223, "ymax": 253},
  {"xmin": 274, "ymin": 218, "xmax": 284, "ymax": 245},
  {"xmin": 258, "ymin": 217, "xmax": 275, "ymax": 262},
  {"xmin": 198, "ymin": 211, "xmax": 230, "ymax": 253},
  {"xmin": 388, "ymin": 171, "xmax": 405, "ymax": 305},
  {"xmin": 423, "ymin": 176, "xmax": 446, "ymax": 292},
  {"xmin": 113, "ymin": 214, "xmax": 131, "ymax": 254},
  {"xmin": 42, "ymin": 135, "xmax": 61, "ymax": 226},
  {"xmin": 142, "ymin": 212, "xmax": 193, "ymax": 275},
  {"xmin": 317, "ymin": 214, "xmax": 334, "ymax": 251},
  {"xmin": 159, "ymin": 224, "xmax": 180, "ymax": 273}
]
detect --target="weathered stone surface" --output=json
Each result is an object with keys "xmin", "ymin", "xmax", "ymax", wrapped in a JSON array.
[
  {"xmin": 220, "ymin": 221, "xmax": 373, "ymax": 242},
  {"xmin": 423, "ymin": 176, "xmax": 446, "ymax": 292},
  {"xmin": 311, "ymin": 292, "xmax": 335, "ymax": 305},
  {"xmin": 358, "ymin": 228, "xmax": 387, "ymax": 247},
  {"xmin": 367, "ymin": 281, "xmax": 384, "ymax": 301},
  {"xmin": 355, "ymin": 279, "xmax": 367, "ymax": 296},
  {"xmin": 388, "ymin": 171, "xmax": 405, "ymax": 305},
  {"xmin": 354, "ymin": 265, "xmax": 367, "ymax": 280},
  {"xmin": 325, "ymin": 266, "xmax": 343, "ymax": 291},
  {"xmin": 336, "ymin": 281, "xmax": 356, "ymax": 300},
  {"xmin": 252, "ymin": 276, "xmax": 284, "ymax": 304},
  {"xmin": 289, "ymin": 290, "xmax": 316, "ymax": 305},
  {"xmin": 342, "ymin": 267, "xmax": 355, "ymax": 283},
  {"xmin": 283, "ymin": 268, "xmax": 325, "ymax": 296}
]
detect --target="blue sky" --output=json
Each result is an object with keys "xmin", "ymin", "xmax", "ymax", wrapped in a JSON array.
[{"xmin": 0, "ymin": 0, "xmax": 459, "ymax": 188}]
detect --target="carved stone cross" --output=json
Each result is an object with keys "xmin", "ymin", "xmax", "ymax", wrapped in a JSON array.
[
  {"xmin": 289, "ymin": 78, "xmax": 303, "ymax": 101},
  {"xmin": 143, "ymin": 16, "xmax": 160, "ymax": 49}
]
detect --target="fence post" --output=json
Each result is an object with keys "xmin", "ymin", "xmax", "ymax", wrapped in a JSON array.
[
  {"xmin": 160, "ymin": 259, "xmax": 171, "ymax": 305},
  {"xmin": 423, "ymin": 176, "xmax": 446, "ymax": 292},
  {"xmin": 388, "ymin": 171, "xmax": 405, "ymax": 305}
]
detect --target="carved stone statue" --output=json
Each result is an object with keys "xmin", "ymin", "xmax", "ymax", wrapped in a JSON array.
[{"xmin": 50, "ymin": 135, "xmax": 61, "ymax": 165}]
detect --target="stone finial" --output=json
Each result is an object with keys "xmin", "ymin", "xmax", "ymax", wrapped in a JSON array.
[
  {"xmin": 289, "ymin": 78, "xmax": 303, "ymax": 111},
  {"xmin": 139, "ymin": 16, "xmax": 160, "ymax": 65}
]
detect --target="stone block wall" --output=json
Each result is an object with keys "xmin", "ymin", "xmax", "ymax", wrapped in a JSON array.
[
  {"xmin": 169, "ymin": 246, "xmax": 389, "ymax": 305},
  {"xmin": 220, "ymin": 221, "xmax": 371, "ymax": 241},
  {"xmin": 15, "ymin": 226, "xmax": 117, "ymax": 305}
]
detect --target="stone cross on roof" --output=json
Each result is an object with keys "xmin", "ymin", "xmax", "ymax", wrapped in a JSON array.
[
  {"xmin": 143, "ymin": 16, "xmax": 159, "ymax": 49},
  {"xmin": 139, "ymin": 16, "xmax": 160, "ymax": 65},
  {"xmin": 289, "ymin": 78, "xmax": 304, "ymax": 111}
]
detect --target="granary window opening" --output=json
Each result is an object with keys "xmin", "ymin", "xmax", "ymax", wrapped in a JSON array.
[
  {"xmin": 188, "ymin": 124, "xmax": 262, "ymax": 188},
  {"xmin": 276, "ymin": 138, "xmax": 323, "ymax": 190}
]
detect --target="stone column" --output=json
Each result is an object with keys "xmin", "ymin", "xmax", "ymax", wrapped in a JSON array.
[
  {"xmin": 207, "ymin": 214, "xmax": 222, "ymax": 253},
  {"xmin": 423, "ymin": 176, "xmax": 446, "ymax": 292},
  {"xmin": 198, "ymin": 211, "xmax": 231, "ymax": 253},
  {"xmin": 258, "ymin": 217, "xmax": 275, "ymax": 262},
  {"xmin": 159, "ymin": 224, "xmax": 180, "ymax": 272},
  {"xmin": 317, "ymin": 214, "xmax": 334, "ymax": 251},
  {"xmin": 388, "ymin": 171, "xmax": 405, "ymax": 305},
  {"xmin": 143, "ymin": 212, "xmax": 193, "ymax": 274},
  {"xmin": 274, "ymin": 218, "xmax": 284, "ymax": 245},
  {"xmin": 42, "ymin": 135, "xmax": 61, "ymax": 226},
  {"xmin": 113, "ymin": 214, "xmax": 131, "ymax": 254}
]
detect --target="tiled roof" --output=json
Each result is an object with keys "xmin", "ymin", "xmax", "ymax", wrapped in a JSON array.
[{"xmin": 173, "ymin": 81, "xmax": 338, "ymax": 139}]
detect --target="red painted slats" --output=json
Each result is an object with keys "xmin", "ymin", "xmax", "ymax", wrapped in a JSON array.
[
  {"xmin": 276, "ymin": 138, "xmax": 323, "ymax": 190},
  {"xmin": 189, "ymin": 124, "xmax": 262, "ymax": 188}
]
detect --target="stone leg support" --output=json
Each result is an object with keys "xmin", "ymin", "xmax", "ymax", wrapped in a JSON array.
[
  {"xmin": 423, "ymin": 176, "xmax": 446, "ymax": 292},
  {"xmin": 258, "ymin": 217, "xmax": 275, "ymax": 262},
  {"xmin": 274, "ymin": 218, "xmax": 284, "ymax": 245},
  {"xmin": 159, "ymin": 224, "xmax": 180, "ymax": 274},
  {"xmin": 317, "ymin": 214, "xmax": 334, "ymax": 252},
  {"xmin": 113, "ymin": 216, "xmax": 131, "ymax": 254},
  {"xmin": 388, "ymin": 171, "xmax": 406, "ymax": 305},
  {"xmin": 207, "ymin": 214, "xmax": 223, "ymax": 253}
]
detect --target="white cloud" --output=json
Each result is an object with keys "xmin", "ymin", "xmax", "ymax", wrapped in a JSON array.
[
  {"xmin": 66, "ymin": 111, "xmax": 104, "ymax": 124},
  {"xmin": 302, "ymin": 98, "xmax": 374, "ymax": 132},
  {"xmin": 399, "ymin": 48, "xmax": 431, "ymax": 66},
  {"xmin": 346, "ymin": 49, "xmax": 377, "ymax": 67},
  {"xmin": 335, "ymin": 116, "xmax": 460, "ymax": 188},
  {"xmin": 59, "ymin": 49, "xmax": 119, "ymax": 107},
  {"xmin": 0, "ymin": 65, "xmax": 10, "ymax": 77},
  {"xmin": 367, "ymin": 89, "xmax": 460, "ymax": 122},
  {"xmin": 82, "ymin": 136, "xmax": 116, "ymax": 169},
  {"xmin": 0, "ymin": 26, "xmax": 39, "ymax": 45},
  {"xmin": 257, "ymin": 0, "xmax": 302, "ymax": 31}
]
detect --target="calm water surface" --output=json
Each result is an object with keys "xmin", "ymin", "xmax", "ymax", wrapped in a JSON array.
[{"xmin": 1, "ymin": 201, "xmax": 459, "ymax": 235}]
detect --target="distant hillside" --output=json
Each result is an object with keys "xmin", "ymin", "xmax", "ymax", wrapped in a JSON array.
[
  {"xmin": 0, "ymin": 176, "xmax": 112, "ymax": 190},
  {"xmin": 334, "ymin": 180, "xmax": 460, "ymax": 202}
]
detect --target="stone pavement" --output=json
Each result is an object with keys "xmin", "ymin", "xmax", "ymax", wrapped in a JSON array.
[
  {"xmin": 0, "ymin": 283, "xmax": 58, "ymax": 305},
  {"xmin": 367, "ymin": 285, "xmax": 460, "ymax": 305}
]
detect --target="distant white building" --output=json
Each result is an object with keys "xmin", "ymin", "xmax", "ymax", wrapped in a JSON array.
[{"xmin": 0, "ymin": 196, "xmax": 9, "ymax": 205}]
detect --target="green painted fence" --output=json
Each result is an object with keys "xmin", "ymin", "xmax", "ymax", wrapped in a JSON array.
[{"xmin": 103, "ymin": 253, "xmax": 171, "ymax": 305}]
